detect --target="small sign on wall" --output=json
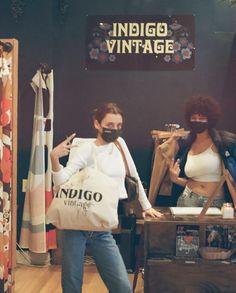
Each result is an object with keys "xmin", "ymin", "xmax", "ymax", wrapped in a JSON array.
[{"xmin": 86, "ymin": 15, "xmax": 195, "ymax": 70}]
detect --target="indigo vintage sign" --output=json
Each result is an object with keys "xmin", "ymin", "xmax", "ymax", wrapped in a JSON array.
[{"xmin": 86, "ymin": 15, "xmax": 195, "ymax": 70}]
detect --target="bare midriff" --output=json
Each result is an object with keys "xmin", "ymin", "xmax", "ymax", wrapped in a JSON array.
[{"xmin": 186, "ymin": 179, "xmax": 224, "ymax": 197}]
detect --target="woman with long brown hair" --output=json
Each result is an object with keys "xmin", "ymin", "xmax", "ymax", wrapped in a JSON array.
[{"xmin": 50, "ymin": 102, "xmax": 161, "ymax": 293}]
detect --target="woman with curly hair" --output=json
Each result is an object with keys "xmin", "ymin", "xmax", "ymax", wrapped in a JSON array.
[{"xmin": 169, "ymin": 95, "xmax": 236, "ymax": 208}]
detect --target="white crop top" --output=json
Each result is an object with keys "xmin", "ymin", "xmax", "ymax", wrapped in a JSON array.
[{"xmin": 184, "ymin": 145, "xmax": 222, "ymax": 182}]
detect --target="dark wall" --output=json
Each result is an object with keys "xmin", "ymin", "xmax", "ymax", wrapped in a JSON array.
[{"xmin": 0, "ymin": 0, "xmax": 236, "ymax": 237}]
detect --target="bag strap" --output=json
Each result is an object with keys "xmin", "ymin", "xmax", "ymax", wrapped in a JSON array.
[
  {"xmin": 198, "ymin": 162, "xmax": 226, "ymax": 220},
  {"xmin": 114, "ymin": 141, "xmax": 131, "ymax": 176},
  {"xmin": 91, "ymin": 144, "xmax": 98, "ymax": 170}
]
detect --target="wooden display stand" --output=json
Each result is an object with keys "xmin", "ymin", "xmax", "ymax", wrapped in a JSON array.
[{"xmin": 144, "ymin": 208, "xmax": 236, "ymax": 293}]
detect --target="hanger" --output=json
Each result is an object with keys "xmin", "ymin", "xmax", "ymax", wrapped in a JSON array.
[
  {"xmin": 0, "ymin": 41, "xmax": 13, "ymax": 53},
  {"xmin": 151, "ymin": 128, "xmax": 189, "ymax": 140},
  {"xmin": 39, "ymin": 63, "xmax": 51, "ymax": 74}
]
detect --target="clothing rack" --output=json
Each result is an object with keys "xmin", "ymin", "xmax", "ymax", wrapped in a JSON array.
[{"xmin": 151, "ymin": 128, "xmax": 189, "ymax": 142}]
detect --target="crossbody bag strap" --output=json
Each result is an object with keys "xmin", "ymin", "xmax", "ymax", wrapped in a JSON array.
[
  {"xmin": 91, "ymin": 143, "xmax": 99, "ymax": 170},
  {"xmin": 114, "ymin": 140, "xmax": 131, "ymax": 176},
  {"xmin": 198, "ymin": 161, "xmax": 226, "ymax": 220}
]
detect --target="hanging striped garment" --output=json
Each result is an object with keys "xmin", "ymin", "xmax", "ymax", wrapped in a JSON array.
[{"xmin": 20, "ymin": 70, "xmax": 56, "ymax": 253}]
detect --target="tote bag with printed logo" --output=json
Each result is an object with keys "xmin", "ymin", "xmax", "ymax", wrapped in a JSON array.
[{"xmin": 46, "ymin": 166, "xmax": 119, "ymax": 231}]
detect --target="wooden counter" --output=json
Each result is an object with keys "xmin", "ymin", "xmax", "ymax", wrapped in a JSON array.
[{"xmin": 144, "ymin": 208, "xmax": 236, "ymax": 293}]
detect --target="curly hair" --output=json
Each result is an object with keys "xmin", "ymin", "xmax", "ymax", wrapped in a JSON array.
[{"xmin": 184, "ymin": 95, "xmax": 221, "ymax": 129}]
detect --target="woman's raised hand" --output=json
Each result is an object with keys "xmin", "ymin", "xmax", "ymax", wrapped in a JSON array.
[
  {"xmin": 51, "ymin": 133, "xmax": 76, "ymax": 160},
  {"xmin": 169, "ymin": 158, "xmax": 181, "ymax": 183}
]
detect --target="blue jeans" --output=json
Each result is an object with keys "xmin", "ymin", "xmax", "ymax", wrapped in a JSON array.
[
  {"xmin": 177, "ymin": 186, "xmax": 225, "ymax": 209},
  {"xmin": 60, "ymin": 230, "xmax": 132, "ymax": 293}
]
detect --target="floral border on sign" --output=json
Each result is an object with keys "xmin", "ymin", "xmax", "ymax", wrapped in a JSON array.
[
  {"xmin": 88, "ymin": 19, "xmax": 195, "ymax": 65},
  {"xmin": 88, "ymin": 23, "xmax": 116, "ymax": 64},
  {"xmin": 164, "ymin": 19, "xmax": 195, "ymax": 64}
]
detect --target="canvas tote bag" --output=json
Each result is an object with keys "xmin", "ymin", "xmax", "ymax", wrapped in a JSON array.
[{"xmin": 46, "ymin": 154, "xmax": 120, "ymax": 231}]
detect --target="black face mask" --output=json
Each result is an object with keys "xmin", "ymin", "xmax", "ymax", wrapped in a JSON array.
[
  {"xmin": 189, "ymin": 121, "xmax": 208, "ymax": 134},
  {"xmin": 101, "ymin": 128, "xmax": 122, "ymax": 143}
]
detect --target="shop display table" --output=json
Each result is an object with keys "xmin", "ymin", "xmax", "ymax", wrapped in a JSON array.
[{"xmin": 144, "ymin": 208, "xmax": 236, "ymax": 293}]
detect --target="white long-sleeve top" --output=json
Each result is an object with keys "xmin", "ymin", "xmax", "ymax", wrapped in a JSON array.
[{"xmin": 52, "ymin": 137, "xmax": 152, "ymax": 211}]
